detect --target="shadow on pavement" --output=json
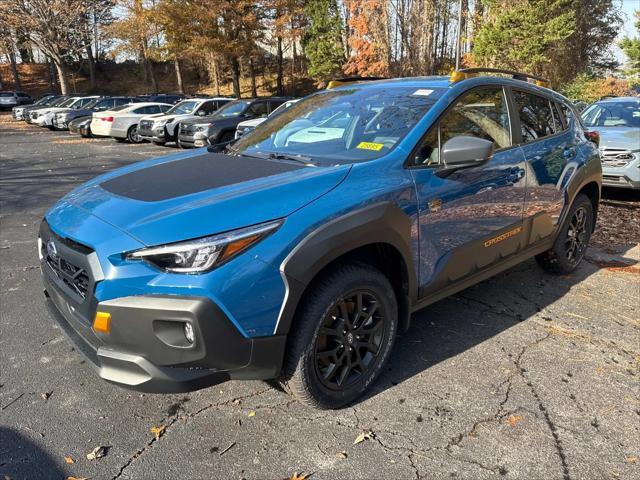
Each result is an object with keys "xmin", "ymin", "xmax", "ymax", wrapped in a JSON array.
[{"xmin": 0, "ymin": 427, "xmax": 65, "ymax": 480}]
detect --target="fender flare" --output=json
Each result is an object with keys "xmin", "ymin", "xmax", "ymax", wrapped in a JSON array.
[{"xmin": 273, "ymin": 202, "xmax": 417, "ymax": 335}]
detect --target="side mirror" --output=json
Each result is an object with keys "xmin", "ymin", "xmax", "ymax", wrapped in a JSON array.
[{"xmin": 441, "ymin": 135, "xmax": 493, "ymax": 170}]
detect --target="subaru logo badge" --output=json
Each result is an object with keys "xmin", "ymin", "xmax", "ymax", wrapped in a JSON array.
[{"xmin": 46, "ymin": 240, "xmax": 57, "ymax": 258}]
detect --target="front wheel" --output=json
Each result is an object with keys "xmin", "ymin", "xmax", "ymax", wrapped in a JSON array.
[
  {"xmin": 127, "ymin": 124, "xmax": 144, "ymax": 143},
  {"xmin": 280, "ymin": 262, "xmax": 397, "ymax": 409},
  {"xmin": 536, "ymin": 194, "xmax": 594, "ymax": 274}
]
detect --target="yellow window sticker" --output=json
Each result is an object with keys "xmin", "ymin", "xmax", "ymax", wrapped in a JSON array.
[{"xmin": 356, "ymin": 142, "xmax": 385, "ymax": 151}]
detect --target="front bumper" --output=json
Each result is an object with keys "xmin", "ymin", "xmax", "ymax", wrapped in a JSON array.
[
  {"xmin": 139, "ymin": 124, "xmax": 165, "ymax": 142},
  {"xmin": 40, "ymin": 220, "xmax": 286, "ymax": 393},
  {"xmin": 44, "ymin": 287, "xmax": 285, "ymax": 392},
  {"xmin": 178, "ymin": 132, "xmax": 209, "ymax": 148},
  {"xmin": 602, "ymin": 158, "xmax": 640, "ymax": 190},
  {"xmin": 53, "ymin": 116, "xmax": 69, "ymax": 130},
  {"xmin": 12, "ymin": 108, "xmax": 25, "ymax": 120}
]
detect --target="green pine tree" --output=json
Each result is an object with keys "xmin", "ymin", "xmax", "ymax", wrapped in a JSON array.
[
  {"xmin": 302, "ymin": 0, "xmax": 345, "ymax": 82},
  {"xmin": 619, "ymin": 10, "xmax": 640, "ymax": 75}
]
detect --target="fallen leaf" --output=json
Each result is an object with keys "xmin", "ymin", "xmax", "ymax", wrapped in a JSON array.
[
  {"xmin": 287, "ymin": 473, "xmax": 307, "ymax": 480},
  {"xmin": 353, "ymin": 430, "xmax": 375, "ymax": 445},
  {"xmin": 64, "ymin": 456, "xmax": 74, "ymax": 464},
  {"xmin": 505, "ymin": 415, "xmax": 523, "ymax": 427},
  {"xmin": 335, "ymin": 451, "xmax": 348, "ymax": 459},
  {"xmin": 86, "ymin": 446, "xmax": 107, "ymax": 460},
  {"xmin": 626, "ymin": 455, "xmax": 638, "ymax": 464},
  {"xmin": 247, "ymin": 411, "xmax": 256, "ymax": 418},
  {"xmin": 150, "ymin": 425, "xmax": 166, "ymax": 440},
  {"xmin": 41, "ymin": 391, "xmax": 52, "ymax": 401}
]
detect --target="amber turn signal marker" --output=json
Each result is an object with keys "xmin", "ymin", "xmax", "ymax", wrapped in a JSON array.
[{"xmin": 93, "ymin": 311, "xmax": 111, "ymax": 334}]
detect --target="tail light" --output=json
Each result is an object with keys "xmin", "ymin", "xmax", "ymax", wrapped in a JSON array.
[
  {"xmin": 585, "ymin": 130, "xmax": 599, "ymax": 147},
  {"xmin": 102, "ymin": 116, "xmax": 114, "ymax": 122}
]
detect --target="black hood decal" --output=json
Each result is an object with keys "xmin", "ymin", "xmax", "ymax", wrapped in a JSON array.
[{"xmin": 100, "ymin": 153, "xmax": 303, "ymax": 202}]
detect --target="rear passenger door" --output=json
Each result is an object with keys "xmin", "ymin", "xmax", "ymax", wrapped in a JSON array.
[{"xmin": 512, "ymin": 89, "xmax": 581, "ymax": 242}]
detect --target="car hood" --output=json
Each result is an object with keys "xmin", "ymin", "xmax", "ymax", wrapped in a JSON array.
[
  {"xmin": 52, "ymin": 150, "xmax": 351, "ymax": 246},
  {"xmin": 237, "ymin": 118, "xmax": 265, "ymax": 128},
  {"xmin": 590, "ymin": 126, "xmax": 640, "ymax": 151}
]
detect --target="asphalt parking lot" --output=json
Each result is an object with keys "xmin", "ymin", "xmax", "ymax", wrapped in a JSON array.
[{"xmin": 1, "ymin": 113, "xmax": 638, "ymax": 480}]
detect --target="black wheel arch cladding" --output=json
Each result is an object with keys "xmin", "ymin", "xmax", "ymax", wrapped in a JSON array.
[{"xmin": 275, "ymin": 202, "xmax": 417, "ymax": 336}]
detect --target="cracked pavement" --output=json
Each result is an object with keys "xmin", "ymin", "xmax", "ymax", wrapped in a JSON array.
[{"xmin": 1, "ymin": 115, "xmax": 639, "ymax": 480}]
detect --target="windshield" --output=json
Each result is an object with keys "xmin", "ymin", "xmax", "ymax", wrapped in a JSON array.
[
  {"xmin": 166, "ymin": 100, "xmax": 199, "ymax": 115},
  {"xmin": 581, "ymin": 101, "xmax": 640, "ymax": 128},
  {"xmin": 57, "ymin": 98, "xmax": 76, "ymax": 108},
  {"xmin": 231, "ymin": 86, "xmax": 445, "ymax": 164},
  {"xmin": 212, "ymin": 100, "xmax": 252, "ymax": 118},
  {"xmin": 48, "ymin": 97, "xmax": 69, "ymax": 107},
  {"xmin": 0, "ymin": 92, "xmax": 15, "ymax": 97}
]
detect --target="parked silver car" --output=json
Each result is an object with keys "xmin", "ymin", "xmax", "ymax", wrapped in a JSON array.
[
  {"xmin": 581, "ymin": 97, "xmax": 640, "ymax": 190},
  {"xmin": 0, "ymin": 91, "xmax": 33, "ymax": 110}
]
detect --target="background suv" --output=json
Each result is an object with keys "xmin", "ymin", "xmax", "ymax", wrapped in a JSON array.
[
  {"xmin": 138, "ymin": 97, "xmax": 232, "ymax": 145},
  {"xmin": 0, "ymin": 91, "xmax": 33, "ymax": 110},
  {"xmin": 39, "ymin": 72, "xmax": 600, "ymax": 409},
  {"xmin": 581, "ymin": 96, "xmax": 640, "ymax": 190},
  {"xmin": 178, "ymin": 97, "xmax": 291, "ymax": 147}
]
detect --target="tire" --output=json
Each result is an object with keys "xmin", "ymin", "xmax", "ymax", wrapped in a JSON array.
[
  {"xmin": 280, "ymin": 262, "xmax": 398, "ymax": 409},
  {"xmin": 536, "ymin": 194, "xmax": 594, "ymax": 275},
  {"xmin": 127, "ymin": 124, "xmax": 143, "ymax": 143}
]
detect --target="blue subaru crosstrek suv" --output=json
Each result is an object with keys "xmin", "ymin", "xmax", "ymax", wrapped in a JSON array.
[{"xmin": 40, "ymin": 69, "xmax": 601, "ymax": 408}]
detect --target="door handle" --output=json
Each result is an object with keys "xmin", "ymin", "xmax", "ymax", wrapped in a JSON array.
[{"xmin": 507, "ymin": 167, "xmax": 525, "ymax": 183}]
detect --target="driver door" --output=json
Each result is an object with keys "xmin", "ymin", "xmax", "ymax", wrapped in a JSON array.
[{"xmin": 408, "ymin": 85, "xmax": 527, "ymax": 297}]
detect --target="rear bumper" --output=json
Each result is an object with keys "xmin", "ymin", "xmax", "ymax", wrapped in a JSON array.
[{"xmin": 43, "ymin": 286, "xmax": 286, "ymax": 393}]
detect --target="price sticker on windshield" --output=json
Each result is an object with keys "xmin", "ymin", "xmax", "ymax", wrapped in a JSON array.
[
  {"xmin": 356, "ymin": 142, "xmax": 385, "ymax": 151},
  {"xmin": 412, "ymin": 89, "xmax": 434, "ymax": 96}
]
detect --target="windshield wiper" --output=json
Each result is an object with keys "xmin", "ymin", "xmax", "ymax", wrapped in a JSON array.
[{"xmin": 255, "ymin": 151, "xmax": 317, "ymax": 166}]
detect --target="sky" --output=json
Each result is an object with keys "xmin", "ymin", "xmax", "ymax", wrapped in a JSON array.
[{"xmin": 615, "ymin": 0, "xmax": 639, "ymax": 65}]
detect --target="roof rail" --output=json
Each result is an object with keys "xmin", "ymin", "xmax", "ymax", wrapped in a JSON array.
[
  {"xmin": 450, "ymin": 68, "xmax": 550, "ymax": 88},
  {"xmin": 327, "ymin": 77, "xmax": 386, "ymax": 89}
]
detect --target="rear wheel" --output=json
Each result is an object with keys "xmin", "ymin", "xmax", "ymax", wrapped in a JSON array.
[
  {"xmin": 127, "ymin": 124, "xmax": 144, "ymax": 143},
  {"xmin": 280, "ymin": 262, "xmax": 397, "ymax": 409},
  {"xmin": 536, "ymin": 194, "xmax": 593, "ymax": 274}
]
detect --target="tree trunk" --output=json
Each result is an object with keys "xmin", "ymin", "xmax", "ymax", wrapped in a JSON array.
[
  {"xmin": 0, "ymin": 71, "xmax": 4, "ymax": 90},
  {"xmin": 230, "ymin": 56, "xmax": 241, "ymax": 98},
  {"xmin": 276, "ymin": 36, "xmax": 284, "ymax": 96},
  {"xmin": 54, "ymin": 61, "xmax": 71, "ymax": 94},
  {"xmin": 174, "ymin": 56, "xmax": 184, "ymax": 94},
  {"xmin": 290, "ymin": 40, "xmax": 297, "ymax": 96},
  {"xmin": 86, "ymin": 45, "xmax": 97, "ymax": 90},
  {"xmin": 9, "ymin": 51, "xmax": 21, "ymax": 91},
  {"xmin": 249, "ymin": 57, "xmax": 257, "ymax": 97},
  {"xmin": 147, "ymin": 59, "xmax": 158, "ymax": 93}
]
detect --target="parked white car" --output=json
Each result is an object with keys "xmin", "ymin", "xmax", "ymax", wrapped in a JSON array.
[
  {"xmin": 138, "ymin": 97, "xmax": 232, "ymax": 145},
  {"xmin": 234, "ymin": 99, "xmax": 300, "ymax": 138},
  {"xmin": 33, "ymin": 96, "xmax": 100, "ymax": 128},
  {"xmin": 90, "ymin": 103, "xmax": 172, "ymax": 143}
]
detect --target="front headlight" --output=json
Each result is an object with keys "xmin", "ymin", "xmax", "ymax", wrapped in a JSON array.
[{"xmin": 126, "ymin": 220, "xmax": 282, "ymax": 273}]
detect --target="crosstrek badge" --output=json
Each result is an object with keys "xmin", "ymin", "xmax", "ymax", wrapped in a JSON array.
[{"xmin": 356, "ymin": 142, "xmax": 385, "ymax": 151}]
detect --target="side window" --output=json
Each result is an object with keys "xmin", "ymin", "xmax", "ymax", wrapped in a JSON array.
[
  {"xmin": 552, "ymin": 102, "xmax": 566, "ymax": 130},
  {"xmin": 247, "ymin": 102, "xmax": 268, "ymax": 117},
  {"xmin": 268, "ymin": 100, "xmax": 285, "ymax": 113},
  {"xmin": 133, "ymin": 106, "xmax": 149, "ymax": 114},
  {"xmin": 197, "ymin": 101, "xmax": 216, "ymax": 116},
  {"xmin": 114, "ymin": 99, "xmax": 127, "ymax": 107},
  {"xmin": 513, "ymin": 91, "xmax": 558, "ymax": 143},
  {"xmin": 413, "ymin": 86, "xmax": 511, "ymax": 166}
]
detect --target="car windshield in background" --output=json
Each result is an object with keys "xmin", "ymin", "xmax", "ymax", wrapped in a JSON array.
[
  {"xmin": 57, "ymin": 98, "xmax": 76, "ymax": 108},
  {"xmin": 167, "ymin": 100, "xmax": 199, "ymax": 115},
  {"xmin": 213, "ymin": 100, "xmax": 252, "ymax": 118},
  {"xmin": 0, "ymin": 92, "xmax": 15, "ymax": 97},
  {"xmin": 231, "ymin": 86, "xmax": 445, "ymax": 165},
  {"xmin": 581, "ymin": 101, "xmax": 640, "ymax": 128}
]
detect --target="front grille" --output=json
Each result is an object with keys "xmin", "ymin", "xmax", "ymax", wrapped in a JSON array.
[
  {"xmin": 180, "ymin": 124, "xmax": 196, "ymax": 135},
  {"xmin": 42, "ymin": 242, "xmax": 90, "ymax": 299},
  {"xmin": 599, "ymin": 148, "xmax": 635, "ymax": 168},
  {"xmin": 139, "ymin": 119, "xmax": 153, "ymax": 129}
]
